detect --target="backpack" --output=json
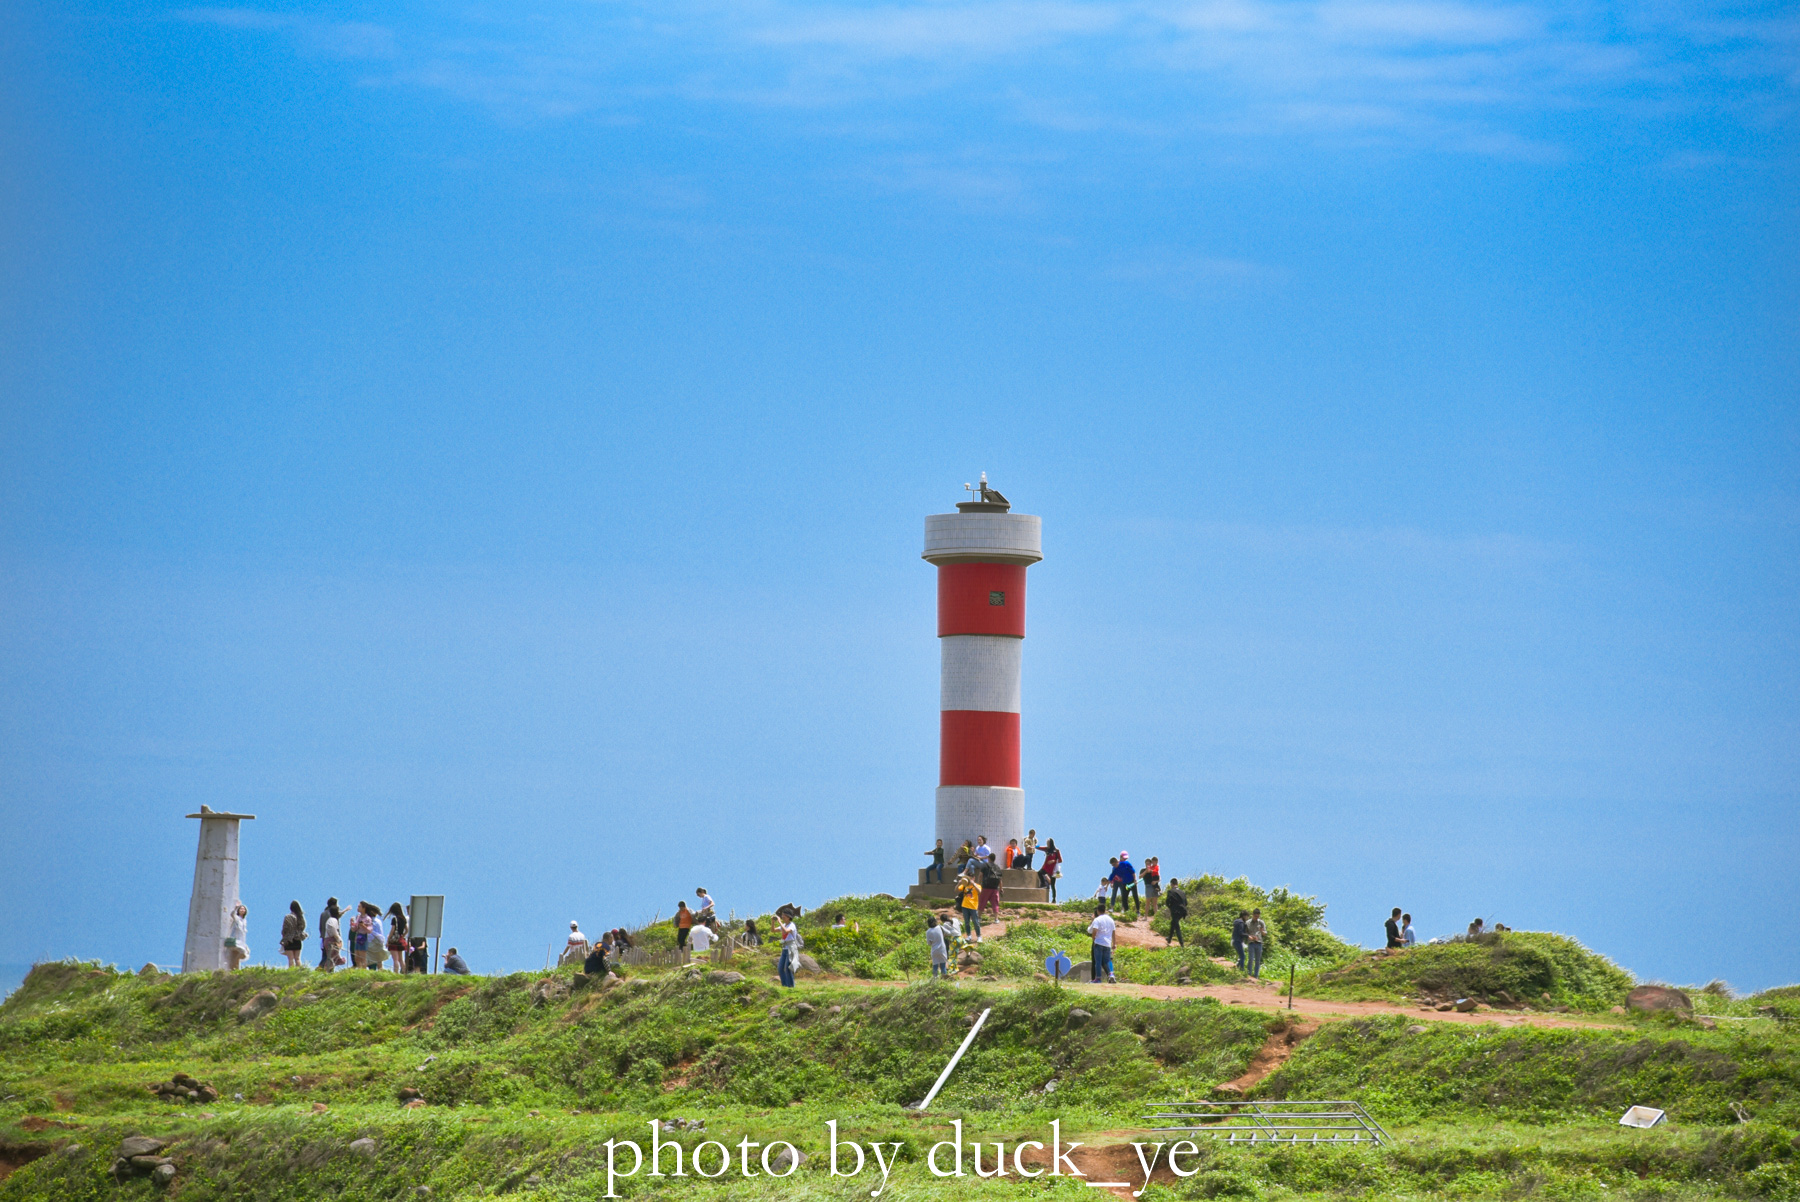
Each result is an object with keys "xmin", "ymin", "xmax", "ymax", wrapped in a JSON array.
[
  {"xmin": 1167, "ymin": 891, "xmax": 1188, "ymax": 918},
  {"xmin": 980, "ymin": 861, "xmax": 1002, "ymax": 889}
]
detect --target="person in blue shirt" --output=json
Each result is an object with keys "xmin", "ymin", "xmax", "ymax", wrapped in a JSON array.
[
  {"xmin": 443, "ymin": 947, "xmax": 471, "ymax": 975},
  {"xmin": 1114, "ymin": 852, "xmax": 1140, "ymax": 916}
]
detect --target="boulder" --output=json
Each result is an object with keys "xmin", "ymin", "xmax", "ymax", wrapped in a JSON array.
[
  {"xmin": 1627, "ymin": 985, "xmax": 1692, "ymax": 1013},
  {"xmin": 1452, "ymin": 999, "xmax": 1480, "ymax": 1013},
  {"xmin": 796, "ymin": 954, "xmax": 822, "ymax": 975},
  {"xmin": 348, "ymin": 1137, "xmax": 378, "ymax": 1157},
  {"xmin": 767, "ymin": 1145, "xmax": 805, "ymax": 1174},
  {"xmin": 196, "ymin": 1085, "xmax": 219, "ymax": 1103},
  {"xmin": 1407, "ymin": 1025, "xmax": 1428, "ymax": 1034},
  {"xmin": 237, "ymin": 991, "xmax": 280, "ymax": 1022},
  {"xmin": 530, "ymin": 977, "xmax": 571, "ymax": 1006},
  {"xmin": 130, "ymin": 1155, "xmax": 172, "ymax": 1171},
  {"xmin": 704, "ymin": 971, "xmax": 744, "ymax": 986},
  {"xmin": 398, "ymin": 1087, "xmax": 423, "ymax": 1103},
  {"xmin": 117, "ymin": 1137, "xmax": 167, "ymax": 1160},
  {"xmin": 1067, "ymin": 962, "xmax": 1094, "ymax": 982},
  {"xmin": 1067, "ymin": 1009, "xmax": 1093, "ymax": 1028},
  {"xmin": 794, "ymin": 1002, "xmax": 816, "ymax": 1017},
  {"xmin": 153, "ymin": 1163, "xmax": 177, "ymax": 1185}
]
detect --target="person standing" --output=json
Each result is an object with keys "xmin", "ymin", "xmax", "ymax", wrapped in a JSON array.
[
  {"xmin": 317, "ymin": 901, "xmax": 342, "ymax": 972},
  {"xmin": 1245, "ymin": 908, "xmax": 1267, "ymax": 978},
  {"xmin": 1116, "ymin": 852, "xmax": 1140, "ymax": 916},
  {"xmin": 956, "ymin": 873, "xmax": 982, "ymax": 940},
  {"xmin": 1232, "ymin": 910, "xmax": 1250, "ymax": 970},
  {"xmin": 386, "ymin": 903, "xmax": 409, "ymax": 972},
  {"xmin": 224, "ymin": 903, "xmax": 250, "ymax": 970},
  {"xmin": 1384, "ymin": 907, "xmax": 1404, "ymax": 950},
  {"xmin": 776, "ymin": 914, "xmax": 799, "ymax": 988},
  {"xmin": 923, "ymin": 839, "xmax": 946, "ymax": 884},
  {"xmin": 280, "ymin": 901, "xmax": 307, "ymax": 968},
  {"xmin": 561, "ymin": 920, "xmax": 589, "ymax": 966},
  {"xmin": 1163, "ymin": 879, "xmax": 1188, "ymax": 947},
  {"xmin": 979, "ymin": 856, "xmax": 1003, "ymax": 921},
  {"xmin": 926, "ymin": 916, "xmax": 949, "ymax": 978},
  {"xmin": 1036, "ymin": 839, "xmax": 1062, "ymax": 901},
  {"xmin": 1020, "ymin": 830, "xmax": 1038, "ymax": 871},
  {"xmin": 674, "ymin": 902, "xmax": 695, "ymax": 953},
  {"xmin": 1141, "ymin": 857, "xmax": 1162, "ymax": 917},
  {"xmin": 1088, "ymin": 904, "xmax": 1117, "ymax": 984},
  {"xmin": 348, "ymin": 903, "xmax": 372, "ymax": 969},
  {"xmin": 365, "ymin": 904, "xmax": 385, "ymax": 971},
  {"xmin": 1106, "ymin": 858, "xmax": 1123, "ymax": 909},
  {"xmin": 1401, "ymin": 913, "xmax": 1417, "ymax": 947}
]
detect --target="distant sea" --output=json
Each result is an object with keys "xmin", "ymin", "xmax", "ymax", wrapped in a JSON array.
[{"xmin": 1, "ymin": 963, "xmax": 31, "ymax": 1000}]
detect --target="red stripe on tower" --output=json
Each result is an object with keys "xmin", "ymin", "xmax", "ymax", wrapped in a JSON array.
[
  {"xmin": 937, "ymin": 562, "xmax": 1027, "ymax": 637},
  {"xmin": 939, "ymin": 710, "xmax": 1021, "ymax": 787}
]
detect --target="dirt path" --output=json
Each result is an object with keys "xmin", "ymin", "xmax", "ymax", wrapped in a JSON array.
[{"xmin": 927, "ymin": 907, "xmax": 1616, "ymax": 1032}]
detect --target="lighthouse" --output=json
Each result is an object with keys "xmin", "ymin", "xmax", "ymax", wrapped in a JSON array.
[{"xmin": 909, "ymin": 475, "xmax": 1048, "ymax": 902}]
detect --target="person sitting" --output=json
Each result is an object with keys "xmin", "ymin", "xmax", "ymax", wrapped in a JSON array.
[
  {"xmin": 1003, "ymin": 838, "xmax": 1020, "ymax": 867},
  {"xmin": 583, "ymin": 941, "xmax": 609, "ymax": 975},
  {"xmin": 443, "ymin": 947, "xmax": 471, "ymax": 975},
  {"xmin": 688, "ymin": 919, "xmax": 719, "ymax": 956},
  {"xmin": 695, "ymin": 888, "xmax": 719, "ymax": 921},
  {"xmin": 1468, "ymin": 918, "xmax": 1486, "ymax": 937}
]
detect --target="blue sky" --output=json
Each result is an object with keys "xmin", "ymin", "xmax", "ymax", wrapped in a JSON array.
[{"xmin": 1, "ymin": 0, "xmax": 1795, "ymax": 989}]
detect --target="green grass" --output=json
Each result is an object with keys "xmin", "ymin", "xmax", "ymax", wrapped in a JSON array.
[
  {"xmin": 1297, "ymin": 932, "xmax": 1635, "ymax": 1012},
  {"xmin": 5, "ymin": 881, "xmax": 1799, "ymax": 1201}
]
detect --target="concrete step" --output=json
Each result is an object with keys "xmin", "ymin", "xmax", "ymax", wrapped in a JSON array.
[{"xmin": 906, "ymin": 883, "xmax": 1051, "ymax": 904}]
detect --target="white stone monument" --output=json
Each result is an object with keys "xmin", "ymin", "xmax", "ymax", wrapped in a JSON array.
[{"xmin": 181, "ymin": 806, "xmax": 255, "ymax": 972}]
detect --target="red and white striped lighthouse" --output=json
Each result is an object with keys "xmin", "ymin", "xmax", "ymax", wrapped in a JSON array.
[{"xmin": 925, "ymin": 474, "xmax": 1042, "ymax": 857}]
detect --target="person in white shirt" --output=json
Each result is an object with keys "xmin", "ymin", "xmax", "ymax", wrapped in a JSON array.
[
  {"xmin": 1088, "ymin": 906, "xmax": 1117, "ymax": 983},
  {"xmin": 688, "ymin": 921, "xmax": 718, "ymax": 955},
  {"xmin": 776, "ymin": 918, "xmax": 799, "ymax": 988},
  {"xmin": 975, "ymin": 837, "xmax": 992, "ymax": 862},
  {"xmin": 925, "ymin": 916, "xmax": 949, "ymax": 978},
  {"xmin": 1402, "ymin": 914, "xmax": 1417, "ymax": 946},
  {"xmin": 560, "ymin": 921, "xmax": 588, "ymax": 966},
  {"xmin": 225, "ymin": 903, "xmax": 250, "ymax": 970}
]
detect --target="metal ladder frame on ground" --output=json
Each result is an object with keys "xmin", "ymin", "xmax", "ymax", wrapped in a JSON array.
[{"xmin": 1141, "ymin": 1100, "xmax": 1393, "ymax": 1147}]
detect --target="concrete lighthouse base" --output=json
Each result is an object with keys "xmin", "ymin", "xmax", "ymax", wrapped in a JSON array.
[{"xmin": 906, "ymin": 785, "xmax": 1049, "ymax": 903}]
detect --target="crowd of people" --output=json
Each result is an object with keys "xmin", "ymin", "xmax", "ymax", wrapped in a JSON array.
[{"xmin": 219, "ymin": 897, "xmax": 467, "ymax": 974}]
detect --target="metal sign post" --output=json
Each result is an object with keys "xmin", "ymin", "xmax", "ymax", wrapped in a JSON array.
[{"xmin": 409, "ymin": 895, "xmax": 445, "ymax": 973}]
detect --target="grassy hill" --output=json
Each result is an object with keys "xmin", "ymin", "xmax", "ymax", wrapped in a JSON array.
[{"xmin": 3, "ymin": 888, "xmax": 1798, "ymax": 1201}]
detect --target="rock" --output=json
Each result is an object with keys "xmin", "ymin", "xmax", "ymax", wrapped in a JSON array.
[
  {"xmin": 399, "ymin": 1087, "xmax": 423, "ymax": 1103},
  {"xmin": 1067, "ymin": 1009, "xmax": 1093, "ymax": 1028},
  {"xmin": 60, "ymin": 1145, "xmax": 83, "ymax": 1158},
  {"xmin": 348, "ymin": 1137, "xmax": 378, "ymax": 1157},
  {"xmin": 1043, "ymin": 1080, "xmax": 1059, "ymax": 1094},
  {"xmin": 1627, "ymin": 986, "xmax": 1692, "ymax": 1013},
  {"xmin": 794, "ymin": 1002, "xmax": 815, "ymax": 1016},
  {"xmin": 311, "ymin": 1102, "xmax": 329, "ymax": 1114},
  {"xmin": 571, "ymin": 973, "xmax": 589, "ymax": 989},
  {"xmin": 603, "ymin": 972, "xmax": 621, "ymax": 986},
  {"xmin": 1435, "ymin": 1003, "xmax": 1454, "ymax": 1012},
  {"xmin": 796, "ymin": 954, "xmax": 822, "ymax": 975},
  {"xmin": 1542, "ymin": 992, "xmax": 1554, "ymax": 1002},
  {"xmin": 117, "ymin": 1136, "xmax": 168, "ymax": 1160},
  {"xmin": 237, "ymin": 991, "xmax": 280, "ymax": 1022},
  {"xmin": 530, "ymin": 978, "xmax": 571, "ymax": 1006},
  {"xmin": 1452, "ymin": 999, "xmax": 1480, "ymax": 1013},
  {"xmin": 404, "ymin": 1099, "xmax": 426, "ymax": 1109},
  {"xmin": 153, "ymin": 1163, "xmax": 177, "ymax": 1185},
  {"xmin": 233, "ymin": 1092, "xmax": 245, "ymax": 1102},
  {"xmin": 768, "ymin": 1146, "xmax": 805, "ymax": 1173},
  {"xmin": 1407, "ymin": 1025, "xmax": 1428, "ymax": 1034},
  {"xmin": 769, "ymin": 1006, "xmax": 783, "ymax": 1018},
  {"xmin": 958, "ymin": 951, "xmax": 982, "ymax": 967},
  {"xmin": 1212, "ymin": 1083, "xmax": 1244, "ymax": 1096},
  {"xmin": 525, "ymin": 1174, "xmax": 542, "ymax": 1187},
  {"xmin": 828, "ymin": 1005, "xmax": 842, "ymax": 1015},
  {"xmin": 197, "ymin": 1085, "xmax": 219, "ymax": 1102},
  {"xmin": 1610, "ymin": 1006, "xmax": 1626, "ymax": 1015},
  {"xmin": 1067, "ymin": 962, "xmax": 1093, "ymax": 982},
  {"xmin": 1696, "ymin": 1016, "xmax": 1718, "ymax": 1030},
  {"xmin": 704, "ymin": 971, "xmax": 745, "ymax": 985},
  {"xmin": 130, "ymin": 1155, "xmax": 171, "ymax": 1171}
]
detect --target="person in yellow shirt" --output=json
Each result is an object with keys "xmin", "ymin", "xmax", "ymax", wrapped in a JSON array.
[{"xmin": 956, "ymin": 874, "xmax": 983, "ymax": 941}]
